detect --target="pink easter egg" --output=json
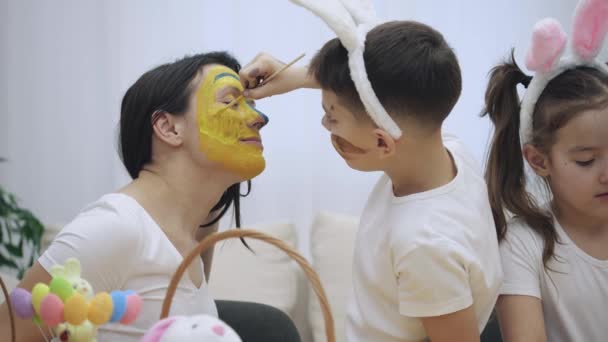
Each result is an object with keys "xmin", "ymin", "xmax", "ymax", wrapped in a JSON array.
[
  {"xmin": 119, "ymin": 294, "xmax": 142, "ymax": 324},
  {"xmin": 40, "ymin": 293, "xmax": 64, "ymax": 327}
]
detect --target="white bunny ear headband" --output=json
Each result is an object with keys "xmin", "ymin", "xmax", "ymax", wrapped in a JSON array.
[
  {"xmin": 520, "ymin": 0, "xmax": 608, "ymax": 144},
  {"xmin": 289, "ymin": 0, "xmax": 403, "ymax": 138}
]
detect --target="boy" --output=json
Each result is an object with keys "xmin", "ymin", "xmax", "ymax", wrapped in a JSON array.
[{"xmin": 241, "ymin": 21, "xmax": 501, "ymax": 342}]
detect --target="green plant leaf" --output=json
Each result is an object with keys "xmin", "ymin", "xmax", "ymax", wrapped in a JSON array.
[
  {"xmin": 0, "ymin": 186, "xmax": 45, "ymax": 272},
  {"xmin": 0, "ymin": 252, "xmax": 19, "ymax": 269},
  {"xmin": 5, "ymin": 240, "xmax": 23, "ymax": 257}
]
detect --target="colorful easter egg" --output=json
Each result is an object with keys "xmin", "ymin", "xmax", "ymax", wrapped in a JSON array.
[
  {"xmin": 64, "ymin": 292, "xmax": 88, "ymax": 325},
  {"xmin": 49, "ymin": 277, "xmax": 74, "ymax": 302},
  {"xmin": 40, "ymin": 293, "xmax": 64, "ymax": 327},
  {"xmin": 88, "ymin": 292, "xmax": 113, "ymax": 325},
  {"xmin": 31, "ymin": 283, "xmax": 50, "ymax": 315},
  {"xmin": 9, "ymin": 288, "xmax": 34, "ymax": 319}
]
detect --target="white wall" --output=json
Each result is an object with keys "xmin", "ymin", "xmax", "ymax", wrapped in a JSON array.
[{"xmin": 1, "ymin": 0, "xmax": 579, "ymax": 256}]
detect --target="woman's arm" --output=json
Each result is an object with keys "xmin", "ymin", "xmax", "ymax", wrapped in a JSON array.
[
  {"xmin": 0, "ymin": 262, "xmax": 52, "ymax": 342},
  {"xmin": 496, "ymin": 295, "xmax": 547, "ymax": 342}
]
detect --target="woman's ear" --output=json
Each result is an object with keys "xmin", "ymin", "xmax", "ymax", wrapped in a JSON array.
[
  {"xmin": 151, "ymin": 111, "xmax": 186, "ymax": 147},
  {"xmin": 373, "ymin": 128, "xmax": 396, "ymax": 158},
  {"xmin": 523, "ymin": 144, "xmax": 551, "ymax": 177}
]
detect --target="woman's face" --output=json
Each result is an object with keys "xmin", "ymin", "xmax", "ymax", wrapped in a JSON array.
[{"xmin": 193, "ymin": 64, "xmax": 268, "ymax": 180}]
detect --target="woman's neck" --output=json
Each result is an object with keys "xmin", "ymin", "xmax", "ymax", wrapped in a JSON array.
[{"xmin": 121, "ymin": 165, "xmax": 231, "ymax": 240}]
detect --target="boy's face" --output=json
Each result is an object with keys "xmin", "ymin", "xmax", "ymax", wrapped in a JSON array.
[{"xmin": 320, "ymin": 90, "xmax": 394, "ymax": 171}]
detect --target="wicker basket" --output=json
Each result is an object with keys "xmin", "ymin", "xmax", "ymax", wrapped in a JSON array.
[
  {"xmin": 160, "ymin": 228, "xmax": 336, "ymax": 342},
  {"xmin": 1, "ymin": 274, "xmax": 16, "ymax": 342}
]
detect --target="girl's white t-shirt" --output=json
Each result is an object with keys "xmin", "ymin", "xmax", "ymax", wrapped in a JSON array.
[
  {"xmin": 500, "ymin": 217, "xmax": 608, "ymax": 342},
  {"xmin": 39, "ymin": 193, "xmax": 217, "ymax": 341}
]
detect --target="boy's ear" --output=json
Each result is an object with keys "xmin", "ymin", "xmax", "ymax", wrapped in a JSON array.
[
  {"xmin": 373, "ymin": 128, "xmax": 396, "ymax": 158},
  {"xmin": 523, "ymin": 144, "xmax": 550, "ymax": 177}
]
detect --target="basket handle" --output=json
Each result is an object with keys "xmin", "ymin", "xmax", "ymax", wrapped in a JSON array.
[
  {"xmin": 160, "ymin": 229, "xmax": 336, "ymax": 342},
  {"xmin": 1, "ymin": 275, "xmax": 16, "ymax": 342}
]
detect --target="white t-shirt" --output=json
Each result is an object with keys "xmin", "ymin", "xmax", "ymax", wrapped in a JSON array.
[
  {"xmin": 500, "ymin": 216, "xmax": 608, "ymax": 342},
  {"xmin": 39, "ymin": 193, "xmax": 217, "ymax": 341},
  {"xmin": 346, "ymin": 135, "xmax": 503, "ymax": 342}
]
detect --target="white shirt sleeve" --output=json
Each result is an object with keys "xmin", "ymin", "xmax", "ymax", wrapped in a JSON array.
[
  {"xmin": 499, "ymin": 223, "xmax": 542, "ymax": 298},
  {"xmin": 38, "ymin": 210, "xmax": 143, "ymax": 292},
  {"xmin": 394, "ymin": 239, "xmax": 473, "ymax": 317}
]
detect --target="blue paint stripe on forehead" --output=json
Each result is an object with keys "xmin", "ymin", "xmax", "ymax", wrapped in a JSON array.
[{"xmin": 214, "ymin": 72, "xmax": 239, "ymax": 82}]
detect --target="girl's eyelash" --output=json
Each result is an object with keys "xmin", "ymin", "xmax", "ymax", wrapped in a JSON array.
[{"xmin": 575, "ymin": 159, "xmax": 595, "ymax": 167}]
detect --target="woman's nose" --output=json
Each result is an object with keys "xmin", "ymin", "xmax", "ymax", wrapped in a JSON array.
[{"xmin": 248, "ymin": 113, "xmax": 268, "ymax": 131}]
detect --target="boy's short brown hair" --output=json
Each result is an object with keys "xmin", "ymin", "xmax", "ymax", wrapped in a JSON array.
[{"xmin": 309, "ymin": 21, "xmax": 462, "ymax": 128}]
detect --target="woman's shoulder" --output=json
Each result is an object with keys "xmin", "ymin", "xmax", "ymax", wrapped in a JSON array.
[
  {"xmin": 40, "ymin": 193, "xmax": 149, "ymax": 289},
  {"xmin": 66, "ymin": 193, "xmax": 146, "ymax": 235}
]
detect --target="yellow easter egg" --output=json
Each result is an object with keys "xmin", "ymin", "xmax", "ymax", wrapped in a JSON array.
[
  {"xmin": 64, "ymin": 292, "xmax": 88, "ymax": 325},
  {"xmin": 88, "ymin": 292, "xmax": 113, "ymax": 325},
  {"xmin": 31, "ymin": 283, "xmax": 50, "ymax": 315}
]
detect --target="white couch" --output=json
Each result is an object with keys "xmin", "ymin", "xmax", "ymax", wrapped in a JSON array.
[{"xmin": 0, "ymin": 212, "xmax": 358, "ymax": 342}]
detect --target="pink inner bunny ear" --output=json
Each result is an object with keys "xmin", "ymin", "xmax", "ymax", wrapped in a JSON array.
[
  {"xmin": 141, "ymin": 317, "xmax": 176, "ymax": 342},
  {"xmin": 526, "ymin": 18, "xmax": 568, "ymax": 73},
  {"xmin": 572, "ymin": 0, "xmax": 608, "ymax": 61}
]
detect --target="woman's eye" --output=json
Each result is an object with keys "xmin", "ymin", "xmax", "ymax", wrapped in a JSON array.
[
  {"xmin": 220, "ymin": 100, "xmax": 239, "ymax": 108},
  {"xmin": 575, "ymin": 159, "xmax": 595, "ymax": 167}
]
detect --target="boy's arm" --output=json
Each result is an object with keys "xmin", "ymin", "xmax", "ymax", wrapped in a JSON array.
[
  {"xmin": 394, "ymin": 239, "xmax": 481, "ymax": 341},
  {"xmin": 495, "ymin": 295, "xmax": 547, "ymax": 342},
  {"xmin": 421, "ymin": 306, "xmax": 480, "ymax": 342},
  {"xmin": 239, "ymin": 52, "xmax": 319, "ymax": 99}
]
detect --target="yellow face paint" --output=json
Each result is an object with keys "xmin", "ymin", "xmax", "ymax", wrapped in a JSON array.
[{"xmin": 196, "ymin": 65, "xmax": 268, "ymax": 180}]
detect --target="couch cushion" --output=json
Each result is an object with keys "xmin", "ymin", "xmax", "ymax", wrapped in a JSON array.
[
  {"xmin": 208, "ymin": 223, "xmax": 300, "ymax": 317},
  {"xmin": 308, "ymin": 212, "xmax": 358, "ymax": 342}
]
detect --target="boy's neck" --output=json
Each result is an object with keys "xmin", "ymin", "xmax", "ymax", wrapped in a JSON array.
[{"xmin": 385, "ymin": 130, "xmax": 456, "ymax": 197}]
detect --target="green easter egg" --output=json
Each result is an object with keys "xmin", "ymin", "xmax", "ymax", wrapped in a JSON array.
[{"xmin": 49, "ymin": 277, "xmax": 74, "ymax": 302}]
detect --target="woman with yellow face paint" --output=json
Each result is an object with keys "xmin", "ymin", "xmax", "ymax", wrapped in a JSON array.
[{"xmin": 0, "ymin": 52, "xmax": 301, "ymax": 341}]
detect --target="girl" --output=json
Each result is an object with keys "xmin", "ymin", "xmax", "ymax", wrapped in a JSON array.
[
  {"xmin": 483, "ymin": 3, "xmax": 608, "ymax": 341},
  {"xmin": 0, "ymin": 51, "xmax": 269, "ymax": 341}
]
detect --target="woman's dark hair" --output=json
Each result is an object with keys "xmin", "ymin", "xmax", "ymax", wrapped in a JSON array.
[
  {"xmin": 119, "ymin": 52, "xmax": 250, "ymax": 232},
  {"xmin": 482, "ymin": 49, "xmax": 608, "ymax": 268}
]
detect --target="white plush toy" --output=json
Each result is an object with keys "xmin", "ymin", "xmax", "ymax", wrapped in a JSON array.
[{"xmin": 141, "ymin": 315, "xmax": 241, "ymax": 342}]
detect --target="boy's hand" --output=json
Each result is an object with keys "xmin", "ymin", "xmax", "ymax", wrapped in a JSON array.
[{"xmin": 239, "ymin": 52, "xmax": 319, "ymax": 99}]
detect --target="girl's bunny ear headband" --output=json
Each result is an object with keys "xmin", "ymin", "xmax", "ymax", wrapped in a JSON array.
[
  {"xmin": 520, "ymin": 0, "xmax": 608, "ymax": 144},
  {"xmin": 289, "ymin": 0, "xmax": 403, "ymax": 139}
]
